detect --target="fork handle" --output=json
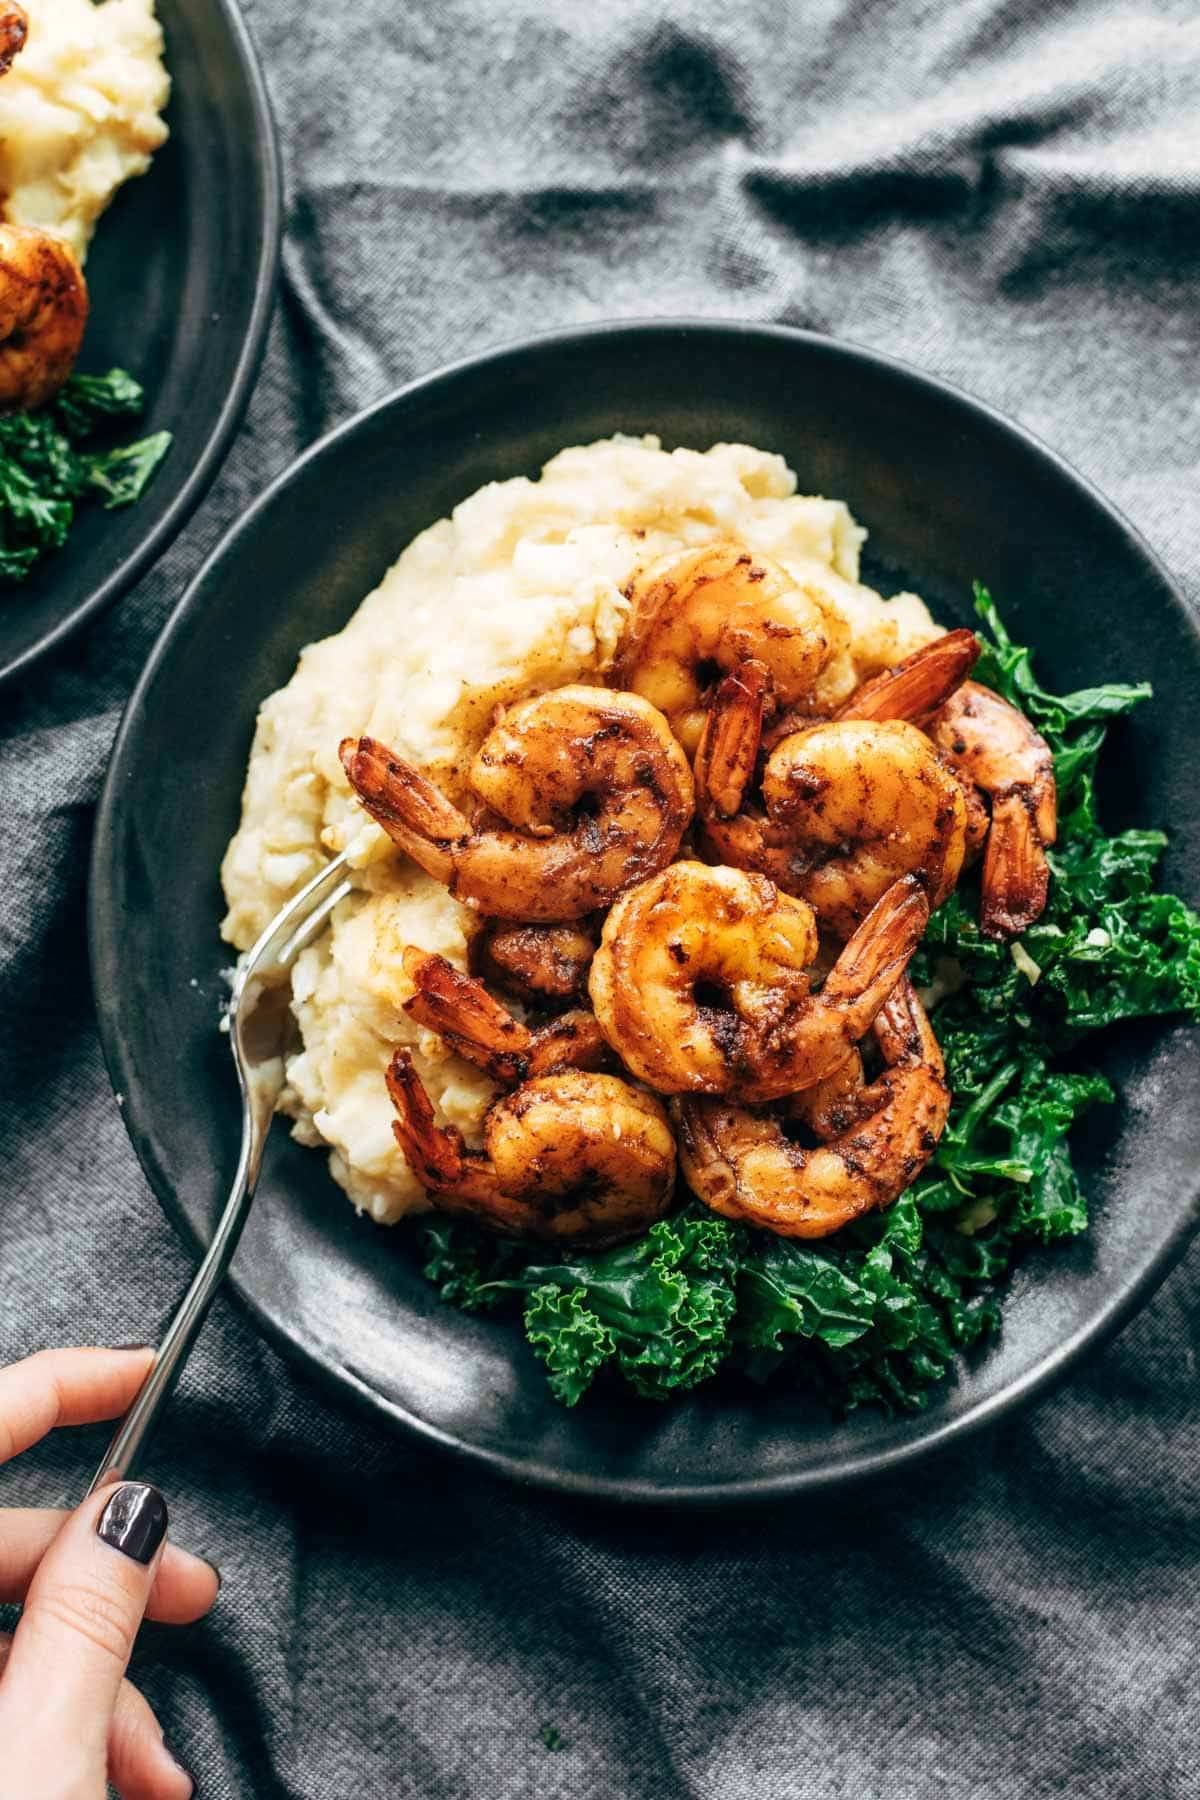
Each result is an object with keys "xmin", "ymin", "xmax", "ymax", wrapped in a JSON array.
[{"xmin": 87, "ymin": 1104, "xmax": 267, "ymax": 1493}]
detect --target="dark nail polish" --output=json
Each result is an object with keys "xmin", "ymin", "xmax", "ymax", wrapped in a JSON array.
[
  {"xmin": 97, "ymin": 1483, "xmax": 168, "ymax": 1565},
  {"xmin": 112, "ymin": 1342, "xmax": 155, "ymax": 1353}
]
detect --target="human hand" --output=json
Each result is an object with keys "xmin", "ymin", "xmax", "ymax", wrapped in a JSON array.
[{"xmin": 0, "ymin": 1347, "xmax": 220, "ymax": 1799}]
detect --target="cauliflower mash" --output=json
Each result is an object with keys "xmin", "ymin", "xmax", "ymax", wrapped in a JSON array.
[
  {"xmin": 0, "ymin": 0, "xmax": 169, "ymax": 261},
  {"xmin": 220, "ymin": 437, "xmax": 941, "ymax": 1224}
]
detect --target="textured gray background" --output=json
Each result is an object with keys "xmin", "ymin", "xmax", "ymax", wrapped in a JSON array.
[{"xmin": 2, "ymin": 0, "xmax": 1199, "ymax": 1793}]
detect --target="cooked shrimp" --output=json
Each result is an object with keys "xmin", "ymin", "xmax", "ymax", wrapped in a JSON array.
[
  {"xmin": 675, "ymin": 979, "xmax": 950, "ymax": 1239},
  {"xmin": 588, "ymin": 862, "xmax": 928, "ymax": 1103},
  {"xmin": 928, "ymin": 681, "xmax": 1056, "ymax": 938},
  {"xmin": 401, "ymin": 947, "xmax": 609, "ymax": 1083},
  {"xmin": 473, "ymin": 918, "xmax": 596, "ymax": 1006},
  {"xmin": 387, "ymin": 1051, "xmax": 675, "ymax": 1247},
  {"xmin": 696, "ymin": 664, "xmax": 968, "ymax": 938},
  {"xmin": 613, "ymin": 540, "xmax": 836, "ymax": 756},
  {"xmin": 0, "ymin": 223, "xmax": 88, "ymax": 411},
  {"xmin": 340, "ymin": 686, "xmax": 693, "ymax": 922},
  {"xmin": 0, "ymin": 4, "xmax": 26, "ymax": 77}
]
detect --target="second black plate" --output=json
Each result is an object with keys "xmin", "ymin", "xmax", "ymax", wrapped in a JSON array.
[{"xmin": 0, "ymin": 0, "xmax": 281, "ymax": 685}]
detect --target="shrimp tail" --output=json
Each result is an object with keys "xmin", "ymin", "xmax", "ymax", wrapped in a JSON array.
[
  {"xmin": 836, "ymin": 629, "xmax": 980, "ymax": 724},
  {"xmin": 339, "ymin": 736, "xmax": 469, "ymax": 882},
  {"xmin": 980, "ymin": 789, "xmax": 1052, "ymax": 939},
  {"xmin": 402, "ymin": 947, "xmax": 611, "ymax": 1082},
  {"xmin": 386, "ymin": 1048, "xmax": 480, "ymax": 1192},
  {"xmin": 401, "ymin": 948, "xmax": 532, "ymax": 1083},
  {"xmin": 386, "ymin": 1046, "xmax": 530, "ymax": 1228},
  {"xmin": 819, "ymin": 873, "xmax": 930, "ymax": 1025},
  {"xmin": 694, "ymin": 660, "xmax": 767, "ymax": 820}
]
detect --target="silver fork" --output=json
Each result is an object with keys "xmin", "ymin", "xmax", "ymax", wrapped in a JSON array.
[{"xmin": 89, "ymin": 849, "xmax": 354, "ymax": 1493}]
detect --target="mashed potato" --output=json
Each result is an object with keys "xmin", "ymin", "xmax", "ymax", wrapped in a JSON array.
[
  {"xmin": 221, "ymin": 437, "xmax": 941, "ymax": 1224},
  {"xmin": 0, "ymin": 0, "xmax": 169, "ymax": 261}
]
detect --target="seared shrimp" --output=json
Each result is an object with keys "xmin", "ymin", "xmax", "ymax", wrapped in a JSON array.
[
  {"xmin": 676, "ymin": 979, "xmax": 950, "ymax": 1239},
  {"xmin": 696, "ymin": 662, "xmax": 968, "ymax": 938},
  {"xmin": 387, "ymin": 1052, "xmax": 675, "ymax": 1247},
  {"xmin": 613, "ymin": 540, "xmax": 835, "ymax": 756},
  {"xmin": 928, "ymin": 681, "xmax": 1056, "ymax": 938},
  {"xmin": 588, "ymin": 862, "xmax": 928, "ymax": 1103},
  {"xmin": 0, "ymin": 223, "xmax": 89, "ymax": 411},
  {"xmin": 473, "ymin": 918, "xmax": 596, "ymax": 1007},
  {"xmin": 0, "ymin": 4, "xmax": 26, "ymax": 77},
  {"xmin": 340, "ymin": 686, "xmax": 693, "ymax": 922},
  {"xmin": 401, "ymin": 947, "xmax": 609, "ymax": 1083}
]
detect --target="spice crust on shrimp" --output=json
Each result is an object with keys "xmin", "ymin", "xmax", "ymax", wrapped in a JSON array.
[
  {"xmin": 340, "ymin": 685, "xmax": 694, "ymax": 922},
  {"xmin": 676, "ymin": 978, "xmax": 950, "ymax": 1239},
  {"xmin": 588, "ymin": 861, "xmax": 929, "ymax": 1104}
]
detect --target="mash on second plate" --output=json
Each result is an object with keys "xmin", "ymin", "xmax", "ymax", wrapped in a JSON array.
[
  {"xmin": 0, "ymin": 0, "xmax": 170, "ymax": 261},
  {"xmin": 221, "ymin": 437, "xmax": 941, "ymax": 1223}
]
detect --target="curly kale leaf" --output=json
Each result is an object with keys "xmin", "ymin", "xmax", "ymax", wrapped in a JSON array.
[
  {"xmin": 421, "ymin": 1212, "xmax": 741, "ymax": 1405},
  {"xmin": 0, "ymin": 369, "xmax": 171, "ymax": 583}
]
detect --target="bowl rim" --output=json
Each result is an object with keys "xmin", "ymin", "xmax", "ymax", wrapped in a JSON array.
[
  {"xmin": 89, "ymin": 316, "xmax": 1200, "ymax": 1506},
  {"xmin": 0, "ymin": 0, "xmax": 284, "ymax": 688}
]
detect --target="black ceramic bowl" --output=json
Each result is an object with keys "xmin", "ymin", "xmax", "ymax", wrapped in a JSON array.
[
  {"xmin": 89, "ymin": 322, "xmax": 1200, "ymax": 1504},
  {"xmin": 0, "ymin": 0, "xmax": 281, "ymax": 686}
]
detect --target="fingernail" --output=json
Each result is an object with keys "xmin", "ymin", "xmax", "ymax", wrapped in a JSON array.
[
  {"xmin": 112, "ymin": 1342, "xmax": 155, "ymax": 1353},
  {"xmin": 97, "ymin": 1483, "xmax": 168, "ymax": 1565}
]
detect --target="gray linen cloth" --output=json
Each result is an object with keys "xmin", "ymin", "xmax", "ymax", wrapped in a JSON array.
[{"xmin": 2, "ymin": 0, "xmax": 1198, "ymax": 1793}]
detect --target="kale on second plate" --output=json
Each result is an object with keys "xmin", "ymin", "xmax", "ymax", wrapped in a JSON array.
[{"xmin": 0, "ymin": 369, "xmax": 171, "ymax": 582}]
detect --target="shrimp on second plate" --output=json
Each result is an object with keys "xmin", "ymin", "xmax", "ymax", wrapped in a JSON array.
[
  {"xmin": 675, "ymin": 979, "xmax": 950, "ymax": 1239},
  {"xmin": 340, "ymin": 685, "xmax": 694, "ymax": 923},
  {"xmin": 400, "ymin": 946, "xmax": 609, "ymax": 1083},
  {"xmin": 386, "ymin": 1055, "xmax": 675, "ymax": 1248},
  {"xmin": 612, "ymin": 539, "xmax": 837, "ymax": 756},
  {"xmin": 0, "ymin": 222, "xmax": 89, "ymax": 412},
  {"xmin": 0, "ymin": 4, "xmax": 27, "ymax": 77},
  {"xmin": 695, "ymin": 655, "xmax": 969, "ymax": 938},
  {"xmin": 927, "ymin": 681, "xmax": 1056, "ymax": 939},
  {"xmin": 588, "ymin": 860, "xmax": 928, "ymax": 1103}
]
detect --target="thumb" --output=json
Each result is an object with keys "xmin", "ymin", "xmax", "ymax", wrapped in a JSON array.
[{"xmin": 0, "ymin": 1483, "xmax": 169, "ymax": 1779}]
